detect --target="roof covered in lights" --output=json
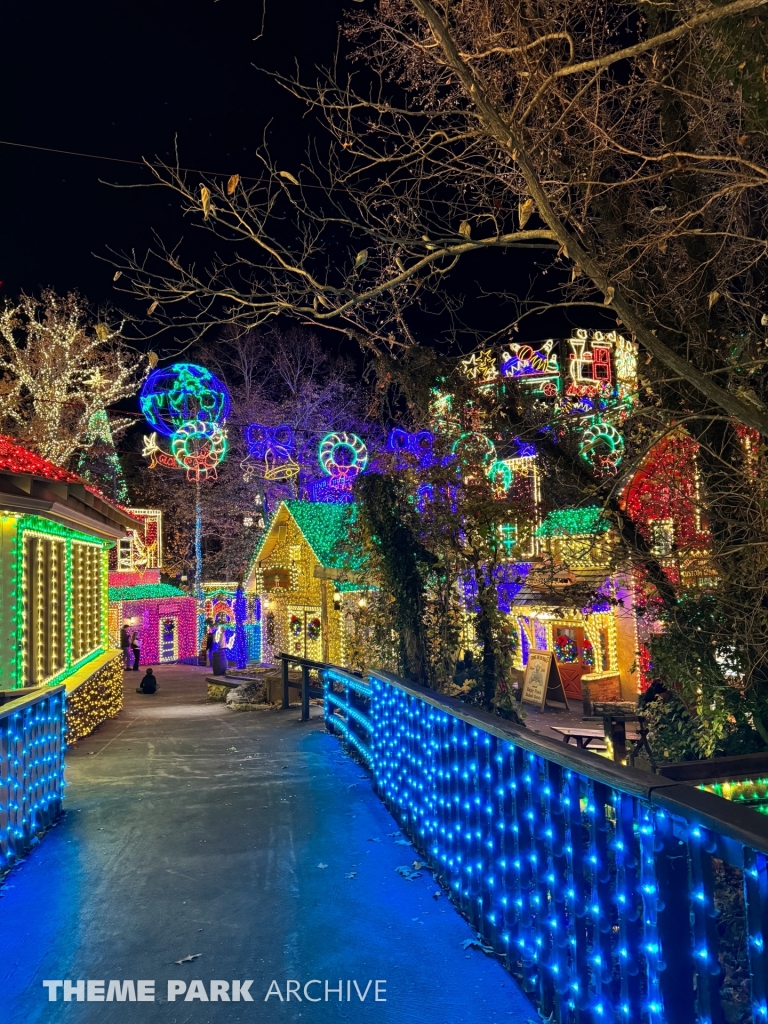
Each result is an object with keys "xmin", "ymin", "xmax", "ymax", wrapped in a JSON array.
[
  {"xmin": 0, "ymin": 434, "xmax": 140, "ymax": 536},
  {"xmin": 536, "ymin": 506, "xmax": 609, "ymax": 537},
  {"xmin": 0, "ymin": 435, "xmax": 81, "ymax": 483}
]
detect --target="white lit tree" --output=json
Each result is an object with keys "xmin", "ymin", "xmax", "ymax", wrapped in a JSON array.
[{"xmin": 0, "ymin": 289, "xmax": 147, "ymax": 469}]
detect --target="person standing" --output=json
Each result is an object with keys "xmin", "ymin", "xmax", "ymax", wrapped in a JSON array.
[
  {"xmin": 130, "ymin": 631, "xmax": 141, "ymax": 671},
  {"xmin": 205, "ymin": 629, "xmax": 214, "ymax": 666},
  {"xmin": 120, "ymin": 623, "xmax": 131, "ymax": 669}
]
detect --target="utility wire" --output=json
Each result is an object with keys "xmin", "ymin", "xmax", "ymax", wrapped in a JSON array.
[{"xmin": 0, "ymin": 138, "xmax": 261, "ymax": 181}]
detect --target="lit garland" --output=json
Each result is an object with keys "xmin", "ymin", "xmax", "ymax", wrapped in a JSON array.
[
  {"xmin": 233, "ymin": 587, "xmax": 248, "ymax": 669},
  {"xmin": 64, "ymin": 651, "xmax": 123, "ymax": 743},
  {"xmin": 700, "ymin": 778, "xmax": 768, "ymax": 815},
  {"xmin": 108, "ymin": 582, "xmax": 186, "ymax": 602},
  {"xmin": 582, "ymin": 636, "xmax": 595, "ymax": 669}
]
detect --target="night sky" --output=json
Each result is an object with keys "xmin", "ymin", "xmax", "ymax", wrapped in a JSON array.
[
  {"xmin": 0, "ymin": 0, "xmax": 613, "ymax": 353},
  {"xmin": 0, "ymin": 0, "xmax": 348, "ymax": 313}
]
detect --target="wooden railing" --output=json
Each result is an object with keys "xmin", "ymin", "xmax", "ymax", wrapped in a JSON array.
[
  {"xmin": 278, "ymin": 652, "xmax": 326, "ymax": 721},
  {"xmin": 323, "ymin": 662, "xmax": 768, "ymax": 1024}
]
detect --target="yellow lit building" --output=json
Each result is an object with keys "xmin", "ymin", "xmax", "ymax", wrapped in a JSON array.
[
  {"xmin": 0, "ymin": 435, "xmax": 137, "ymax": 739},
  {"xmin": 245, "ymin": 501, "xmax": 365, "ymax": 666}
]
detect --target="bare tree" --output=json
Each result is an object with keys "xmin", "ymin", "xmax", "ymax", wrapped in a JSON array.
[
  {"xmin": 0, "ymin": 289, "xmax": 147, "ymax": 468},
  {"xmin": 115, "ymin": 0, "xmax": 768, "ymax": 431},
  {"xmin": 115, "ymin": 1, "xmax": 768, "ymax": 743}
]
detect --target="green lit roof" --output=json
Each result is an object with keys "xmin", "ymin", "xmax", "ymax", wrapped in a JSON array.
[
  {"xmin": 108, "ymin": 582, "xmax": 188, "ymax": 602},
  {"xmin": 283, "ymin": 500, "xmax": 364, "ymax": 569},
  {"xmin": 536, "ymin": 506, "xmax": 609, "ymax": 538}
]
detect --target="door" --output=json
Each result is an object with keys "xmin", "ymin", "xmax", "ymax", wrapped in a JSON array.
[
  {"xmin": 286, "ymin": 606, "xmax": 322, "ymax": 660},
  {"xmin": 553, "ymin": 625, "xmax": 588, "ymax": 699},
  {"xmin": 159, "ymin": 616, "xmax": 178, "ymax": 662}
]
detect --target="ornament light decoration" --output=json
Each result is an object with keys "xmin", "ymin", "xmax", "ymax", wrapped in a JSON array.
[
  {"xmin": 139, "ymin": 362, "xmax": 231, "ymax": 438},
  {"xmin": 171, "ymin": 419, "xmax": 228, "ymax": 481}
]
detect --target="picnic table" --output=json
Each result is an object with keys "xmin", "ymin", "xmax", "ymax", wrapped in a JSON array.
[
  {"xmin": 551, "ymin": 726, "xmax": 613, "ymax": 750},
  {"xmin": 552, "ymin": 714, "xmax": 656, "ymax": 767}
]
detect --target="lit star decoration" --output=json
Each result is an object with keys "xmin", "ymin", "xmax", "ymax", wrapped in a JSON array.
[{"xmin": 460, "ymin": 350, "xmax": 498, "ymax": 383}]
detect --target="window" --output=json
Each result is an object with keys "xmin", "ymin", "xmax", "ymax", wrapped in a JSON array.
[
  {"xmin": 650, "ymin": 519, "xmax": 675, "ymax": 557},
  {"xmin": 71, "ymin": 542, "xmax": 103, "ymax": 663},
  {"xmin": 23, "ymin": 533, "xmax": 66, "ymax": 684},
  {"xmin": 599, "ymin": 628, "xmax": 611, "ymax": 671}
]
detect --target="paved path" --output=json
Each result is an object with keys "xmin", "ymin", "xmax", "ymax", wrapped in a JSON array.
[{"xmin": 0, "ymin": 665, "xmax": 536, "ymax": 1024}]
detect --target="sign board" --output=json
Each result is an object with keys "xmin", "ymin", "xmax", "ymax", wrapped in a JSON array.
[{"xmin": 521, "ymin": 650, "xmax": 570, "ymax": 711}]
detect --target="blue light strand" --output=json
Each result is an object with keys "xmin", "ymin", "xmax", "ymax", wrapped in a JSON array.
[
  {"xmin": 0, "ymin": 690, "xmax": 65, "ymax": 865},
  {"xmin": 327, "ymin": 669, "xmax": 768, "ymax": 1024}
]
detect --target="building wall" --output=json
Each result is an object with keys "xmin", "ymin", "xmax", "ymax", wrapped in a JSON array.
[
  {"xmin": 115, "ymin": 595, "xmax": 198, "ymax": 664},
  {"xmin": 250, "ymin": 515, "xmax": 345, "ymax": 666},
  {"xmin": 0, "ymin": 512, "xmax": 110, "ymax": 690}
]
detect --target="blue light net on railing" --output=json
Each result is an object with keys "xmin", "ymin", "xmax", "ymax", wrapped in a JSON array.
[
  {"xmin": 0, "ymin": 689, "xmax": 65, "ymax": 865},
  {"xmin": 325, "ymin": 666, "xmax": 768, "ymax": 1024}
]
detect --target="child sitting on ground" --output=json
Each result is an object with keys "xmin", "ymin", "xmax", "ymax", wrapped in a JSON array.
[{"xmin": 136, "ymin": 668, "xmax": 158, "ymax": 694}]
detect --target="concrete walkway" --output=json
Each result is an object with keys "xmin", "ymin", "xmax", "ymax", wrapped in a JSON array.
[{"xmin": 0, "ymin": 665, "xmax": 536, "ymax": 1024}]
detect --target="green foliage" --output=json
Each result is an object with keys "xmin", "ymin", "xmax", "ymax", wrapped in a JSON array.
[
  {"xmin": 647, "ymin": 594, "xmax": 768, "ymax": 759},
  {"xmin": 355, "ymin": 473, "xmax": 436, "ymax": 685}
]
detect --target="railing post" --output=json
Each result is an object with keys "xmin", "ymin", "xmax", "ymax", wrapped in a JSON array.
[
  {"xmin": 655, "ymin": 813, "xmax": 696, "ymax": 1024},
  {"xmin": 281, "ymin": 654, "xmax": 289, "ymax": 709},
  {"xmin": 744, "ymin": 847, "xmax": 768, "ymax": 1024},
  {"xmin": 301, "ymin": 663, "xmax": 310, "ymax": 722}
]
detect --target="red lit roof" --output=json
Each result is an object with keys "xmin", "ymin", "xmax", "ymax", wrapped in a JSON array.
[
  {"xmin": 0, "ymin": 434, "xmax": 140, "ymax": 524},
  {"xmin": 0, "ymin": 435, "xmax": 80, "ymax": 483}
]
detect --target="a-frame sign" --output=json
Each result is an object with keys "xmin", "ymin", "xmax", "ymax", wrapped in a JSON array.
[{"xmin": 521, "ymin": 650, "xmax": 570, "ymax": 711}]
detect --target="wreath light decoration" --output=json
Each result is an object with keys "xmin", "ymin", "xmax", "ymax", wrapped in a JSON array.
[
  {"xmin": 318, "ymin": 432, "xmax": 368, "ymax": 480},
  {"xmin": 289, "ymin": 614, "xmax": 303, "ymax": 637},
  {"xmin": 579, "ymin": 417, "xmax": 625, "ymax": 473},
  {"xmin": 582, "ymin": 636, "xmax": 595, "ymax": 669},
  {"xmin": 307, "ymin": 617, "xmax": 321, "ymax": 641},
  {"xmin": 171, "ymin": 420, "xmax": 228, "ymax": 482},
  {"xmin": 555, "ymin": 634, "xmax": 579, "ymax": 663}
]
